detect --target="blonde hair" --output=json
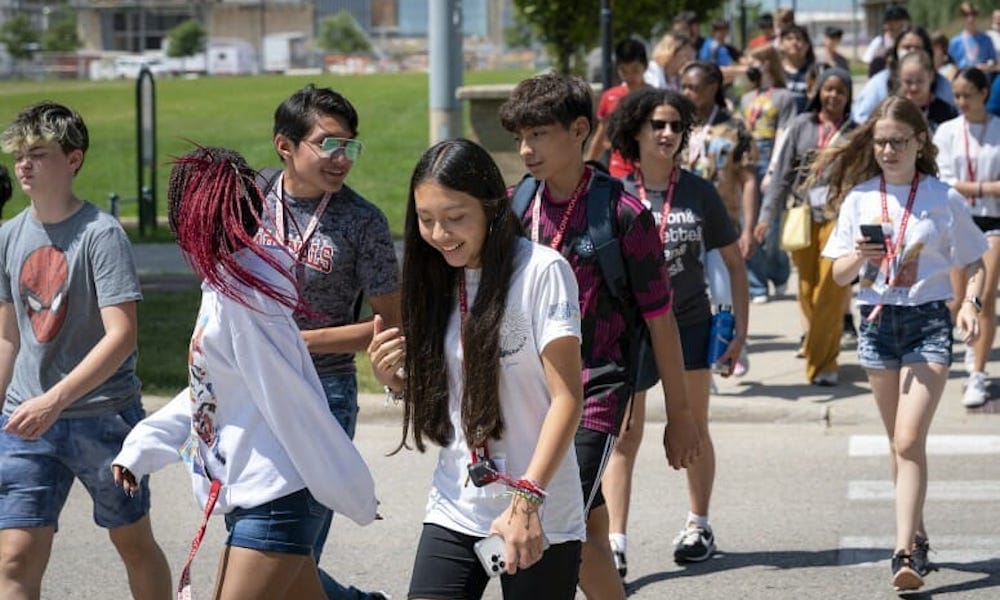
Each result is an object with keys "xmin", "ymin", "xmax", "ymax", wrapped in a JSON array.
[
  {"xmin": 652, "ymin": 32, "xmax": 691, "ymax": 68},
  {"xmin": 808, "ymin": 96, "xmax": 938, "ymax": 215}
]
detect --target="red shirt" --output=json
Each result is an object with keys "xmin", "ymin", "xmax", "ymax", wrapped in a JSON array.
[{"xmin": 596, "ymin": 83, "xmax": 635, "ymax": 178}]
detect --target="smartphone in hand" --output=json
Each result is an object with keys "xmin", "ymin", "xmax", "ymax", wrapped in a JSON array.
[{"xmin": 860, "ymin": 224, "xmax": 887, "ymax": 250}]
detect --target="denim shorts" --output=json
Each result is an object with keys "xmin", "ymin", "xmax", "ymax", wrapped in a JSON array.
[
  {"xmin": 857, "ymin": 301, "xmax": 953, "ymax": 370},
  {"xmin": 318, "ymin": 372, "xmax": 358, "ymax": 439},
  {"xmin": 225, "ymin": 488, "xmax": 327, "ymax": 555},
  {"xmin": 0, "ymin": 401, "xmax": 150, "ymax": 530}
]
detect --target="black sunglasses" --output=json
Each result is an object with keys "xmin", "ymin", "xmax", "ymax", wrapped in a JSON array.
[{"xmin": 650, "ymin": 119, "xmax": 685, "ymax": 133}]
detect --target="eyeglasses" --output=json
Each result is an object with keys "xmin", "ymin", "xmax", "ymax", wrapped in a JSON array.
[
  {"xmin": 650, "ymin": 119, "xmax": 685, "ymax": 133},
  {"xmin": 872, "ymin": 136, "xmax": 912, "ymax": 151},
  {"xmin": 307, "ymin": 137, "xmax": 364, "ymax": 161}
]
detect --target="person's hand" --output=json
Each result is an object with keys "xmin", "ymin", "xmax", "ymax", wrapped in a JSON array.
[
  {"xmin": 663, "ymin": 411, "xmax": 701, "ymax": 470},
  {"xmin": 753, "ymin": 221, "xmax": 769, "ymax": 245},
  {"xmin": 761, "ymin": 173, "xmax": 772, "ymax": 194},
  {"xmin": 955, "ymin": 302, "xmax": 981, "ymax": 345},
  {"xmin": 2, "ymin": 394, "xmax": 61, "ymax": 440},
  {"xmin": 367, "ymin": 314, "xmax": 405, "ymax": 390},
  {"xmin": 112, "ymin": 464, "xmax": 140, "ymax": 497},
  {"xmin": 854, "ymin": 235, "xmax": 887, "ymax": 262},
  {"xmin": 490, "ymin": 495, "xmax": 545, "ymax": 574},
  {"xmin": 713, "ymin": 338, "xmax": 744, "ymax": 378}
]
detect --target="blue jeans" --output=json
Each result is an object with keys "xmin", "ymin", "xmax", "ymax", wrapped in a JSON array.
[
  {"xmin": 747, "ymin": 138, "xmax": 790, "ymax": 297},
  {"xmin": 857, "ymin": 302, "xmax": 953, "ymax": 370},
  {"xmin": 312, "ymin": 373, "xmax": 371, "ymax": 600},
  {"xmin": 0, "ymin": 401, "xmax": 150, "ymax": 530}
]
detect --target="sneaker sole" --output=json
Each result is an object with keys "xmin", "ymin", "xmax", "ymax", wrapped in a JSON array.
[
  {"xmin": 674, "ymin": 542, "xmax": 716, "ymax": 564},
  {"xmin": 892, "ymin": 566, "xmax": 923, "ymax": 591}
]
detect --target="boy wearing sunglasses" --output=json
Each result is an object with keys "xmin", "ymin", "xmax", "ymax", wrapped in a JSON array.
[
  {"xmin": 499, "ymin": 73, "xmax": 700, "ymax": 599},
  {"xmin": 258, "ymin": 84, "xmax": 399, "ymax": 600}
]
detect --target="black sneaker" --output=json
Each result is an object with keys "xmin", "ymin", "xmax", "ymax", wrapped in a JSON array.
[
  {"xmin": 911, "ymin": 535, "xmax": 937, "ymax": 577},
  {"xmin": 612, "ymin": 547, "xmax": 627, "ymax": 578},
  {"xmin": 891, "ymin": 550, "xmax": 923, "ymax": 591},
  {"xmin": 673, "ymin": 524, "xmax": 716, "ymax": 563}
]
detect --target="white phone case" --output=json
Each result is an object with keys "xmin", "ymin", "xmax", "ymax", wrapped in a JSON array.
[{"xmin": 473, "ymin": 534, "xmax": 507, "ymax": 577}]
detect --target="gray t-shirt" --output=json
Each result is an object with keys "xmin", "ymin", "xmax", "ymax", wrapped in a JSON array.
[
  {"xmin": 0, "ymin": 202, "xmax": 142, "ymax": 417},
  {"xmin": 255, "ymin": 181, "xmax": 400, "ymax": 376}
]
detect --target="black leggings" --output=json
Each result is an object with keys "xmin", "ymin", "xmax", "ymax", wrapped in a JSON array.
[{"xmin": 407, "ymin": 523, "xmax": 581, "ymax": 599}]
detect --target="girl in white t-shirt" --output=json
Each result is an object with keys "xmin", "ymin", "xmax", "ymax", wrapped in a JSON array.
[
  {"xmin": 933, "ymin": 67, "xmax": 1000, "ymax": 407},
  {"xmin": 368, "ymin": 139, "xmax": 586, "ymax": 599},
  {"xmin": 113, "ymin": 147, "xmax": 378, "ymax": 598},
  {"xmin": 819, "ymin": 97, "xmax": 988, "ymax": 593}
]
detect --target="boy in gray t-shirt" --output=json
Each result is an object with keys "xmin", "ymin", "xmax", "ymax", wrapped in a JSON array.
[{"xmin": 0, "ymin": 102, "xmax": 171, "ymax": 596}]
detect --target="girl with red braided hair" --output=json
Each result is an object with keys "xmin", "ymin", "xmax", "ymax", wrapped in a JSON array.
[{"xmin": 112, "ymin": 146, "xmax": 378, "ymax": 599}]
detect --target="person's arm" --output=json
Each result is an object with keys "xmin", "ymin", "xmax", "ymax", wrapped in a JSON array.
[
  {"xmin": 755, "ymin": 120, "xmax": 801, "ymax": 239},
  {"xmin": 112, "ymin": 388, "xmax": 193, "ymax": 495},
  {"xmin": 646, "ymin": 310, "xmax": 699, "ymax": 470},
  {"xmin": 491, "ymin": 334, "xmax": 582, "ymax": 573},
  {"xmin": 302, "ymin": 290, "xmax": 401, "ymax": 354},
  {"xmin": 3, "ymin": 302, "xmax": 138, "ymax": 440},
  {"xmin": 956, "ymin": 258, "xmax": 986, "ymax": 344},
  {"xmin": 739, "ymin": 166, "xmax": 758, "ymax": 258},
  {"xmin": 0, "ymin": 303, "xmax": 18, "ymax": 398}
]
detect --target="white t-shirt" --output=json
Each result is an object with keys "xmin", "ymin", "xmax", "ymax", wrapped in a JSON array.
[
  {"xmin": 823, "ymin": 175, "xmax": 988, "ymax": 306},
  {"xmin": 933, "ymin": 115, "xmax": 1000, "ymax": 218},
  {"xmin": 424, "ymin": 237, "xmax": 586, "ymax": 544}
]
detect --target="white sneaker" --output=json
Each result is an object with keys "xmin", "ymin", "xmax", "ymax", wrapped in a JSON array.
[
  {"xmin": 964, "ymin": 345, "xmax": 976, "ymax": 374},
  {"xmin": 751, "ymin": 294, "xmax": 769, "ymax": 304},
  {"xmin": 962, "ymin": 371, "xmax": 988, "ymax": 408}
]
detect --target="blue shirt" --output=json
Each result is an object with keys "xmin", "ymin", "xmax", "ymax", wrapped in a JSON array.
[
  {"xmin": 948, "ymin": 32, "xmax": 996, "ymax": 69},
  {"xmin": 698, "ymin": 39, "xmax": 733, "ymax": 66},
  {"xmin": 988, "ymin": 74, "xmax": 1000, "ymax": 118}
]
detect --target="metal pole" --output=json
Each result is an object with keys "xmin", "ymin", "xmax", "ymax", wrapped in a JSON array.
[
  {"xmin": 600, "ymin": 0, "xmax": 612, "ymax": 90},
  {"xmin": 429, "ymin": 0, "xmax": 463, "ymax": 144}
]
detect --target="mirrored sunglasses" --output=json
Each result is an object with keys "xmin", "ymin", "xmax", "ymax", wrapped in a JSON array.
[{"xmin": 317, "ymin": 137, "xmax": 364, "ymax": 161}]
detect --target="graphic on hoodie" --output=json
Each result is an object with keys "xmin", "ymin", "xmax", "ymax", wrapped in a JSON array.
[{"xmin": 182, "ymin": 315, "xmax": 225, "ymax": 478}]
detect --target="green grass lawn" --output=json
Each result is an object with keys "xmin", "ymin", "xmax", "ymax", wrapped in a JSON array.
[{"xmin": 0, "ymin": 69, "xmax": 532, "ymax": 237}]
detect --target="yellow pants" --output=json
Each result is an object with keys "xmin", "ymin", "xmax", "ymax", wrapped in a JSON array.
[{"xmin": 791, "ymin": 219, "xmax": 850, "ymax": 382}]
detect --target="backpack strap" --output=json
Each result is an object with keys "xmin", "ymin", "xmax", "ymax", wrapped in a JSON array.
[
  {"xmin": 256, "ymin": 167, "xmax": 282, "ymax": 196},
  {"xmin": 586, "ymin": 171, "xmax": 628, "ymax": 301},
  {"xmin": 510, "ymin": 174, "xmax": 539, "ymax": 218}
]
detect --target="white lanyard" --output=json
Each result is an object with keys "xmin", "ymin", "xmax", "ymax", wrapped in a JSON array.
[{"xmin": 274, "ymin": 172, "xmax": 332, "ymax": 259}]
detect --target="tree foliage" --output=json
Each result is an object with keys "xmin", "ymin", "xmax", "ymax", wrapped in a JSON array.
[
  {"xmin": 41, "ymin": 5, "xmax": 81, "ymax": 53},
  {"xmin": 511, "ymin": 0, "xmax": 726, "ymax": 74},
  {"xmin": 317, "ymin": 11, "xmax": 372, "ymax": 55},
  {"xmin": 165, "ymin": 19, "xmax": 206, "ymax": 58},
  {"xmin": 0, "ymin": 15, "xmax": 40, "ymax": 61}
]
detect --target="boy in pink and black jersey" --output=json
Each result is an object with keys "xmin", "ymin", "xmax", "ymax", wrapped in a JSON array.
[{"xmin": 499, "ymin": 73, "xmax": 700, "ymax": 600}]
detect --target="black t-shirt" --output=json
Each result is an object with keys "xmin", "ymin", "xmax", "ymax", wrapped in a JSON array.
[{"xmin": 624, "ymin": 170, "xmax": 739, "ymax": 326}]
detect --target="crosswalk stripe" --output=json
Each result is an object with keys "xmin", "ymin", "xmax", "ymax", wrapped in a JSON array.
[
  {"xmin": 838, "ymin": 535, "xmax": 1000, "ymax": 567},
  {"xmin": 848, "ymin": 480, "xmax": 1000, "ymax": 501},
  {"xmin": 848, "ymin": 434, "xmax": 1000, "ymax": 457}
]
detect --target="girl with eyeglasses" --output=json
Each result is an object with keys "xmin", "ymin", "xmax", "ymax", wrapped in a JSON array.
[
  {"xmin": 605, "ymin": 87, "xmax": 749, "ymax": 567},
  {"xmin": 818, "ymin": 96, "xmax": 988, "ymax": 592},
  {"xmin": 755, "ymin": 67, "xmax": 857, "ymax": 387},
  {"xmin": 113, "ymin": 146, "xmax": 378, "ymax": 598},
  {"xmin": 368, "ymin": 139, "xmax": 586, "ymax": 599},
  {"xmin": 933, "ymin": 67, "xmax": 1000, "ymax": 408}
]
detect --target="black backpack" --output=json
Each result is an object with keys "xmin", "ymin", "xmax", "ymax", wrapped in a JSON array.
[{"xmin": 510, "ymin": 169, "xmax": 658, "ymax": 402}]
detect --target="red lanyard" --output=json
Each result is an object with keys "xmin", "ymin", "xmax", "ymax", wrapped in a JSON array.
[
  {"xmin": 531, "ymin": 167, "xmax": 593, "ymax": 252},
  {"xmin": 176, "ymin": 479, "xmax": 221, "ymax": 600},
  {"xmin": 274, "ymin": 173, "xmax": 332, "ymax": 262},
  {"xmin": 635, "ymin": 167, "xmax": 680, "ymax": 240},
  {"xmin": 457, "ymin": 273, "xmax": 490, "ymax": 464},
  {"xmin": 746, "ymin": 88, "xmax": 774, "ymax": 130},
  {"xmin": 816, "ymin": 119, "xmax": 842, "ymax": 150},
  {"xmin": 879, "ymin": 171, "xmax": 921, "ymax": 284},
  {"xmin": 963, "ymin": 118, "xmax": 978, "ymax": 205}
]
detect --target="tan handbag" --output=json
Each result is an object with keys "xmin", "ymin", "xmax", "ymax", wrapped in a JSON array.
[{"xmin": 779, "ymin": 202, "xmax": 811, "ymax": 251}]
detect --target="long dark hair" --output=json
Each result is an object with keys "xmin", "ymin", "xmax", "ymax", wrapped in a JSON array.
[
  {"xmin": 607, "ymin": 88, "xmax": 696, "ymax": 163},
  {"xmin": 397, "ymin": 138, "xmax": 523, "ymax": 453},
  {"xmin": 808, "ymin": 96, "xmax": 938, "ymax": 213}
]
